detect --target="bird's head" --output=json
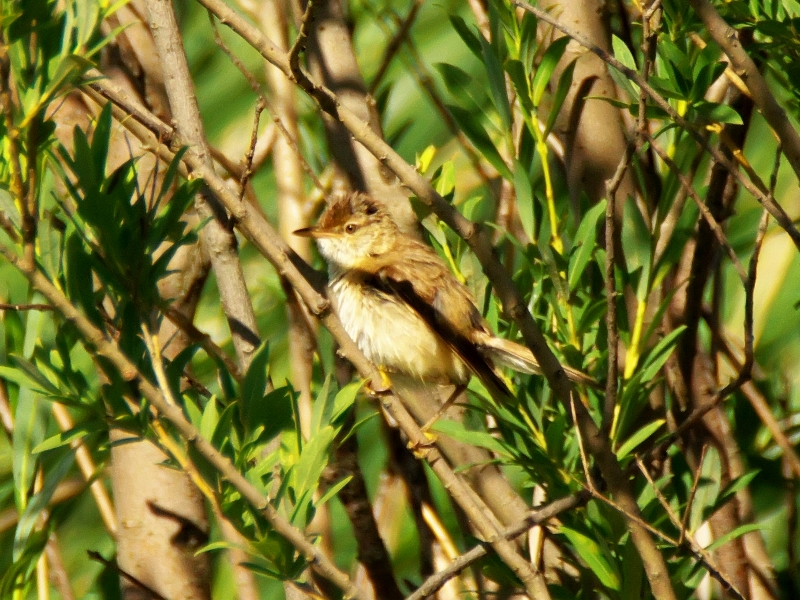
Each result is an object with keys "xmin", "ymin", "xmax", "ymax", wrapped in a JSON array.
[{"xmin": 294, "ymin": 192, "xmax": 399, "ymax": 271}]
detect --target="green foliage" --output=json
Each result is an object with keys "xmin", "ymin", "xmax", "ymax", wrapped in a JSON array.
[{"xmin": 1, "ymin": 0, "xmax": 799, "ymax": 597}]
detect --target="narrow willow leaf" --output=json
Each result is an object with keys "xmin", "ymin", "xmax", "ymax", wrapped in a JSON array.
[
  {"xmin": 568, "ymin": 199, "xmax": 606, "ymax": 291},
  {"xmin": 315, "ymin": 476, "xmax": 353, "ymax": 508},
  {"xmin": 561, "ymin": 526, "xmax": 621, "ymax": 590},
  {"xmin": 705, "ymin": 524, "xmax": 763, "ymax": 553},
  {"xmin": 448, "ymin": 104, "xmax": 512, "ymax": 180},
  {"xmin": 240, "ymin": 341, "xmax": 270, "ymax": 430},
  {"xmin": 449, "ymin": 15, "xmax": 482, "ymax": 57},
  {"xmin": 432, "ymin": 419, "xmax": 509, "ymax": 456},
  {"xmin": 639, "ymin": 326, "xmax": 686, "ymax": 382},
  {"xmin": 615, "ymin": 419, "xmax": 665, "ymax": 459},
  {"xmin": 532, "ymin": 36, "xmax": 570, "ymax": 107},
  {"xmin": 545, "ymin": 60, "xmax": 576, "ymax": 136},
  {"xmin": 513, "ymin": 160, "xmax": 535, "ymax": 241},
  {"xmin": 14, "ymin": 450, "xmax": 75, "ymax": 560},
  {"xmin": 479, "ymin": 34, "xmax": 512, "ymax": 128}
]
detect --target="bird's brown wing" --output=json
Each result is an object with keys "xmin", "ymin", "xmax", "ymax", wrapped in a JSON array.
[{"xmin": 366, "ymin": 240, "xmax": 514, "ymax": 400}]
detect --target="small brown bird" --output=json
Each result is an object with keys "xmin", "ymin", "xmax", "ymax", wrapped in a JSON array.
[{"xmin": 295, "ymin": 192, "xmax": 596, "ymax": 397}]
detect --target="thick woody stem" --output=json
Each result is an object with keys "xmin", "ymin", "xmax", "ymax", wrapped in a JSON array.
[{"xmin": 146, "ymin": 0, "xmax": 261, "ymax": 370}]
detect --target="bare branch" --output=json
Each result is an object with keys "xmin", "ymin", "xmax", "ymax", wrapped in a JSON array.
[
  {"xmin": 602, "ymin": 144, "xmax": 633, "ymax": 433},
  {"xmin": 146, "ymin": 0, "xmax": 261, "ymax": 369},
  {"xmin": 407, "ymin": 493, "xmax": 587, "ymax": 600}
]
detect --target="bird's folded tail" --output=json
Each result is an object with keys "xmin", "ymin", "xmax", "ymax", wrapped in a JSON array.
[{"xmin": 480, "ymin": 336, "xmax": 601, "ymax": 390}]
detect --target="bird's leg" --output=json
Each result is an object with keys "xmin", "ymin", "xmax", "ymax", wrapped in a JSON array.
[
  {"xmin": 365, "ymin": 368, "xmax": 393, "ymax": 396},
  {"xmin": 420, "ymin": 384, "xmax": 467, "ymax": 433}
]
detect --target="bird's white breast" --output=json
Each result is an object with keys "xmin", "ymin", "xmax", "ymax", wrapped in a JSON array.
[{"xmin": 328, "ymin": 273, "xmax": 469, "ymax": 384}]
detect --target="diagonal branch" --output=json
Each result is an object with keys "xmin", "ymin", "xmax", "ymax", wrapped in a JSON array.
[
  {"xmin": 688, "ymin": 0, "xmax": 800, "ymax": 181},
  {"xmin": 146, "ymin": 0, "xmax": 261, "ymax": 370}
]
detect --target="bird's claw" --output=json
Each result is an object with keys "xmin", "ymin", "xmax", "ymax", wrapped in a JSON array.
[{"xmin": 365, "ymin": 369, "xmax": 393, "ymax": 396}]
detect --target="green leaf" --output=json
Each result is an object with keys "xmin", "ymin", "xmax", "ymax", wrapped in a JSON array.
[
  {"xmin": 639, "ymin": 326, "xmax": 686, "ymax": 382},
  {"xmin": 610, "ymin": 35, "xmax": 639, "ymax": 99},
  {"xmin": 91, "ymin": 103, "xmax": 112, "ymax": 179},
  {"xmin": 12, "ymin": 388, "xmax": 49, "ymax": 508},
  {"xmin": 568, "ymin": 199, "xmax": 606, "ymax": 291},
  {"xmin": 561, "ymin": 526, "xmax": 621, "ymax": 590},
  {"xmin": 0, "ymin": 188, "xmax": 21, "ymax": 230},
  {"xmin": 238, "ymin": 562, "xmax": 282, "ymax": 579},
  {"xmin": 200, "ymin": 397, "xmax": 221, "ymax": 443},
  {"xmin": 195, "ymin": 540, "xmax": 239, "ymax": 555},
  {"xmin": 717, "ymin": 470, "xmax": 760, "ymax": 505},
  {"xmin": 434, "ymin": 160, "xmax": 455, "ymax": 197},
  {"xmin": 14, "ymin": 450, "xmax": 75, "ymax": 560},
  {"xmin": 449, "ymin": 15, "xmax": 482, "ymax": 57},
  {"xmin": 0, "ymin": 360, "xmax": 59, "ymax": 396},
  {"xmin": 331, "ymin": 381, "xmax": 360, "ymax": 425},
  {"xmin": 690, "ymin": 101, "xmax": 744, "ymax": 125},
  {"xmin": 432, "ymin": 419, "xmax": 509, "ymax": 456},
  {"xmin": 704, "ymin": 524, "xmax": 763, "ymax": 553},
  {"xmin": 435, "ymin": 62, "xmax": 485, "ymax": 113},
  {"xmin": 447, "ymin": 104, "xmax": 512, "ymax": 180},
  {"xmin": 513, "ymin": 160, "xmax": 535, "ymax": 240},
  {"xmin": 211, "ymin": 401, "xmax": 238, "ymax": 451},
  {"xmin": 545, "ymin": 60, "xmax": 576, "ymax": 136},
  {"xmin": 505, "ymin": 59, "xmax": 532, "ymax": 113},
  {"xmin": 291, "ymin": 426, "xmax": 336, "ymax": 520},
  {"xmin": 479, "ymin": 34, "xmax": 511, "ymax": 128},
  {"xmin": 33, "ymin": 421, "xmax": 96, "ymax": 453},
  {"xmin": 615, "ymin": 419, "xmax": 664, "ymax": 459},
  {"xmin": 612, "ymin": 35, "xmax": 637, "ymax": 71},
  {"xmin": 315, "ymin": 476, "xmax": 353, "ymax": 508},
  {"xmin": 532, "ymin": 36, "xmax": 570, "ymax": 107},
  {"xmin": 65, "ymin": 234, "xmax": 103, "ymax": 327},
  {"xmin": 240, "ymin": 341, "xmax": 270, "ymax": 430}
]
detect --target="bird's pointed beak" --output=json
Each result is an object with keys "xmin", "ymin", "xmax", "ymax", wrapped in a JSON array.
[{"xmin": 293, "ymin": 226, "xmax": 321, "ymax": 238}]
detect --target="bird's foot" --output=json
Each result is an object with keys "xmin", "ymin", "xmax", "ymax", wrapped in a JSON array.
[{"xmin": 365, "ymin": 368, "xmax": 393, "ymax": 396}]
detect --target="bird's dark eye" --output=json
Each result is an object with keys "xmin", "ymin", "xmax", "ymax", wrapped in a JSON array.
[
  {"xmin": 365, "ymin": 202, "xmax": 379, "ymax": 216},
  {"xmin": 345, "ymin": 223, "xmax": 357, "ymax": 234}
]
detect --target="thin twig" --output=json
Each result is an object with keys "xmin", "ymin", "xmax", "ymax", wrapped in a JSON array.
[
  {"xmin": 0, "ymin": 302, "xmax": 55, "ymax": 311},
  {"xmin": 634, "ymin": 456, "xmax": 746, "ymax": 600},
  {"xmin": 88, "ymin": 551, "xmax": 170, "ymax": 600},
  {"xmin": 680, "ymin": 444, "xmax": 708, "ymax": 545},
  {"xmin": 407, "ymin": 493, "xmax": 586, "ymax": 600},
  {"xmin": 646, "ymin": 133, "xmax": 748, "ymax": 284},
  {"xmin": 288, "ymin": 0, "xmax": 315, "ymax": 76},
  {"xmin": 240, "ymin": 97, "xmax": 267, "ymax": 202},
  {"xmin": 208, "ymin": 15, "xmax": 324, "ymax": 193},
  {"xmin": 369, "ymin": 0, "xmax": 424, "ymax": 94},
  {"xmin": 602, "ymin": 144, "xmax": 633, "ymax": 433}
]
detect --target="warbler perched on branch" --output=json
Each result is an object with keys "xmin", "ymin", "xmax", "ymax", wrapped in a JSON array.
[{"xmin": 295, "ymin": 192, "xmax": 596, "ymax": 399}]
